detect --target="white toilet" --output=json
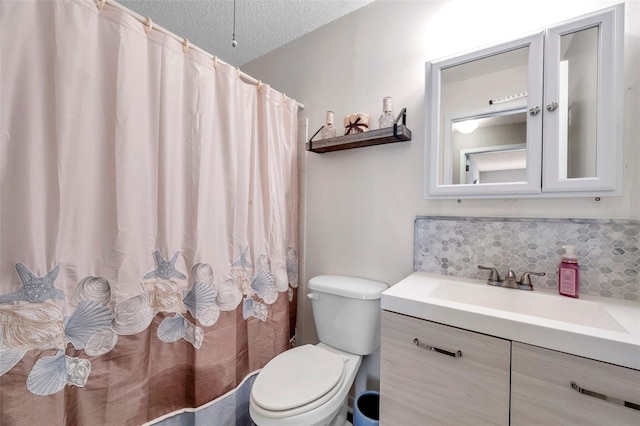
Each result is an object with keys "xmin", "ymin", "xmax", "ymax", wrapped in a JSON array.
[{"xmin": 249, "ymin": 275, "xmax": 388, "ymax": 426}]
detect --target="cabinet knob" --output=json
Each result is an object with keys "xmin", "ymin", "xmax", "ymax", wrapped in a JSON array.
[
  {"xmin": 529, "ymin": 106, "xmax": 541, "ymax": 116},
  {"xmin": 546, "ymin": 102, "xmax": 559, "ymax": 112}
]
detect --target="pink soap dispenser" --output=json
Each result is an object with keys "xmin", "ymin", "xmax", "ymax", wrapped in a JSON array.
[{"xmin": 559, "ymin": 245, "xmax": 579, "ymax": 298}]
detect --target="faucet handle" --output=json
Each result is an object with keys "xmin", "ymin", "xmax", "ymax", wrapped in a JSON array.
[
  {"xmin": 518, "ymin": 271, "xmax": 546, "ymax": 290},
  {"xmin": 478, "ymin": 265, "xmax": 501, "ymax": 286}
]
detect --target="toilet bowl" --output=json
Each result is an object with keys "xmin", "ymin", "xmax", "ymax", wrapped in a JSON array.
[
  {"xmin": 249, "ymin": 275, "xmax": 388, "ymax": 426},
  {"xmin": 250, "ymin": 343, "xmax": 361, "ymax": 426}
]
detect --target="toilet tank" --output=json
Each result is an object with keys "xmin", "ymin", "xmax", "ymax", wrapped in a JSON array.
[{"xmin": 308, "ymin": 275, "xmax": 388, "ymax": 355}]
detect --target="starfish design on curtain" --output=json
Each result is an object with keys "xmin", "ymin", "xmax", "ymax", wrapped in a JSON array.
[
  {"xmin": 143, "ymin": 251, "xmax": 186, "ymax": 280},
  {"xmin": 0, "ymin": 264, "xmax": 65, "ymax": 304},
  {"xmin": 232, "ymin": 246, "xmax": 253, "ymax": 269}
]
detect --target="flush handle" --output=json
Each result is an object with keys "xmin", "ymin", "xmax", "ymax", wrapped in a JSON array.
[
  {"xmin": 414, "ymin": 338, "xmax": 462, "ymax": 359},
  {"xmin": 307, "ymin": 293, "xmax": 318, "ymax": 300}
]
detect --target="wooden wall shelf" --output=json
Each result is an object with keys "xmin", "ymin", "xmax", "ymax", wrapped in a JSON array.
[{"xmin": 307, "ymin": 108, "xmax": 412, "ymax": 153}]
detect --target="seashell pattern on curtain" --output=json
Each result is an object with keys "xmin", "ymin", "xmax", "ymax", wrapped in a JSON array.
[{"xmin": 0, "ymin": 0, "xmax": 298, "ymax": 424}]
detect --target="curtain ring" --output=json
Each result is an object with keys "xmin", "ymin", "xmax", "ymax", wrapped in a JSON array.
[
  {"xmin": 256, "ymin": 80, "xmax": 263, "ymax": 91},
  {"xmin": 282, "ymin": 93, "xmax": 287, "ymax": 103},
  {"xmin": 183, "ymin": 38, "xmax": 190, "ymax": 53},
  {"xmin": 235, "ymin": 67, "xmax": 241, "ymax": 78},
  {"xmin": 97, "ymin": 0, "xmax": 106, "ymax": 10},
  {"xmin": 213, "ymin": 55, "xmax": 218, "ymax": 69},
  {"xmin": 144, "ymin": 17, "xmax": 153, "ymax": 34}
]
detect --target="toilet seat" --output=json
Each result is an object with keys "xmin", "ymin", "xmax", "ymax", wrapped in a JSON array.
[{"xmin": 251, "ymin": 344, "xmax": 346, "ymax": 418}]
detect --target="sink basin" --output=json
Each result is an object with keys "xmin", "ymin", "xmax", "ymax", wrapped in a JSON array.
[
  {"xmin": 429, "ymin": 281, "xmax": 628, "ymax": 333},
  {"xmin": 381, "ymin": 272, "xmax": 640, "ymax": 370}
]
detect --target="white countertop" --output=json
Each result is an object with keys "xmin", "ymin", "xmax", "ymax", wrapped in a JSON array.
[{"xmin": 381, "ymin": 272, "xmax": 640, "ymax": 370}]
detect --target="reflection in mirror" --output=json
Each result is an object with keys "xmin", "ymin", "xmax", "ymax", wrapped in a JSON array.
[
  {"xmin": 558, "ymin": 26, "xmax": 598, "ymax": 179},
  {"xmin": 464, "ymin": 146, "xmax": 526, "ymax": 184},
  {"xmin": 439, "ymin": 46, "xmax": 529, "ymax": 186},
  {"xmin": 446, "ymin": 107, "xmax": 527, "ymax": 184}
]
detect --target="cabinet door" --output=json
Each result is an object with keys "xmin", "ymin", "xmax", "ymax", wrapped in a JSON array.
[
  {"xmin": 424, "ymin": 32, "xmax": 544, "ymax": 198},
  {"xmin": 542, "ymin": 4, "xmax": 624, "ymax": 193},
  {"xmin": 511, "ymin": 342, "xmax": 640, "ymax": 426},
  {"xmin": 380, "ymin": 311, "xmax": 511, "ymax": 425}
]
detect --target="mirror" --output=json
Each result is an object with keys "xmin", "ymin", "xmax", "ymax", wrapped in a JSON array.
[
  {"xmin": 557, "ymin": 26, "xmax": 599, "ymax": 179},
  {"xmin": 439, "ymin": 47, "xmax": 529, "ymax": 187},
  {"xmin": 425, "ymin": 33, "xmax": 543, "ymax": 197},
  {"xmin": 541, "ymin": 4, "xmax": 623, "ymax": 194},
  {"xmin": 425, "ymin": 4, "xmax": 623, "ymax": 198}
]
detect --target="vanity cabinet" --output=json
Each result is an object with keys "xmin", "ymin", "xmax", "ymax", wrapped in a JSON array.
[
  {"xmin": 380, "ymin": 311, "xmax": 640, "ymax": 425},
  {"xmin": 379, "ymin": 311, "xmax": 511, "ymax": 425},
  {"xmin": 511, "ymin": 342, "xmax": 640, "ymax": 426}
]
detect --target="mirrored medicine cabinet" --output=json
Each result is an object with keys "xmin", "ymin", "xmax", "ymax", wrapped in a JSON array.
[{"xmin": 424, "ymin": 4, "xmax": 624, "ymax": 199}]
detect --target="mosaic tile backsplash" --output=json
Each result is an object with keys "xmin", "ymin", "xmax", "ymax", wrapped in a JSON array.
[{"xmin": 414, "ymin": 216, "xmax": 640, "ymax": 300}]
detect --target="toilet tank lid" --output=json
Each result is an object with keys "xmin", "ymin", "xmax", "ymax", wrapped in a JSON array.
[{"xmin": 308, "ymin": 275, "xmax": 388, "ymax": 300}]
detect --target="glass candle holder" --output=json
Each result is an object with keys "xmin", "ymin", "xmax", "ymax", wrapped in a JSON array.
[
  {"xmin": 321, "ymin": 111, "xmax": 336, "ymax": 139},
  {"xmin": 379, "ymin": 96, "xmax": 395, "ymax": 129}
]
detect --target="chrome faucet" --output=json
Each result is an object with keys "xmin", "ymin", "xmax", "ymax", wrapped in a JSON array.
[{"xmin": 478, "ymin": 265, "xmax": 545, "ymax": 291}]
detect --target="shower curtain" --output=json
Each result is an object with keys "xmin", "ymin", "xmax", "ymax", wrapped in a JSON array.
[{"xmin": 0, "ymin": 1, "xmax": 298, "ymax": 424}]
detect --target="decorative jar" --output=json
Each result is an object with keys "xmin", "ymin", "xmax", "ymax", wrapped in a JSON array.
[{"xmin": 379, "ymin": 96, "xmax": 394, "ymax": 129}]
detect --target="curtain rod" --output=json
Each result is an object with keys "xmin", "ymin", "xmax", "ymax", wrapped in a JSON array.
[{"xmin": 95, "ymin": 0, "xmax": 304, "ymax": 109}]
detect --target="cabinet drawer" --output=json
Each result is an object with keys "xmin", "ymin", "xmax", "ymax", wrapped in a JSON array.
[
  {"xmin": 380, "ymin": 311, "xmax": 510, "ymax": 425},
  {"xmin": 511, "ymin": 342, "xmax": 640, "ymax": 426}
]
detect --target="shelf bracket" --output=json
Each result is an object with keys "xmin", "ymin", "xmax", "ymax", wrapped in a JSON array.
[
  {"xmin": 307, "ymin": 125, "xmax": 325, "ymax": 152},
  {"xmin": 393, "ymin": 108, "xmax": 407, "ymax": 139}
]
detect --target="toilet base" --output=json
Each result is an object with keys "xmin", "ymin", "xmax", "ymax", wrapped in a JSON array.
[
  {"xmin": 328, "ymin": 399, "xmax": 349, "ymax": 426},
  {"xmin": 251, "ymin": 397, "xmax": 351, "ymax": 426}
]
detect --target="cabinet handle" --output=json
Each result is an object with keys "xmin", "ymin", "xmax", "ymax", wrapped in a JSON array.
[
  {"xmin": 571, "ymin": 382, "xmax": 640, "ymax": 411},
  {"xmin": 413, "ymin": 338, "xmax": 462, "ymax": 359}
]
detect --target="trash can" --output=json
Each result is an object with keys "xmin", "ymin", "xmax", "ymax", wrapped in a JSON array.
[{"xmin": 353, "ymin": 391, "xmax": 379, "ymax": 426}]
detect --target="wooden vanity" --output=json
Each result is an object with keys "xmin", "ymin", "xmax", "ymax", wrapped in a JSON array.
[{"xmin": 380, "ymin": 272, "xmax": 640, "ymax": 425}]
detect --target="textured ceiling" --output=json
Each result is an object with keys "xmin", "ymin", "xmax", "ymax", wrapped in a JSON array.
[{"xmin": 118, "ymin": 0, "xmax": 375, "ymax": 66}]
